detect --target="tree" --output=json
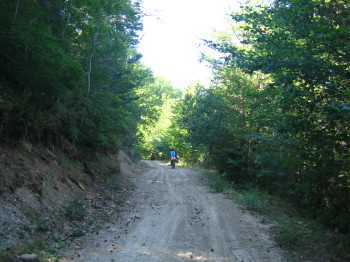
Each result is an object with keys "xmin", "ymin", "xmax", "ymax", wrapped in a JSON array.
[
  {"xmin": 0, "ymin": 0, "xmax": 152, "ymax": 154},
  {"xmin": 135, "ymin": 76, "xmax": 182, "ymax": 159},
  {"xmin": 201, "ymin": 0, "xmax": 350, "ymax": 232}
]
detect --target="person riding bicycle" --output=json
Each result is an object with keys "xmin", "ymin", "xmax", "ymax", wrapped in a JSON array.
[
  {"xmin": 170, "ymin": 148, "xmax": 178, "ymax": 162},
  {"xmin": 170, "ymin": 149, "xmax": 178, "ymax": 169}
]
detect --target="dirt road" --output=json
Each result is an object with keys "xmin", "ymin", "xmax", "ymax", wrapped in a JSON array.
[{"xmin": 58, "ymin": 161, "xmax": 285, "ymax": 262}]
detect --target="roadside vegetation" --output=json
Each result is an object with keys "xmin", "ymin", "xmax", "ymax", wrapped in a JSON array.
[
  {"xmin": 0, "ymin": 150, "xmax": 138, "ymax": 262},
  {"xmin": 0, "ymin": 1, "xmax": 179, "ymax": 260},
  {"xmin": 140, "ymin": 0, "xmax": 350, "ymax": 234},
  {"xmin": 1, "ymin": 0, "xmax": 349, "ymax": 261},
  {"xmin": 136, "ymin": 0, "xmax": 350, "ymax": 260},
  {"xmin": 206, "ymin": 170, "xmax": 350, "ymax": 262}
]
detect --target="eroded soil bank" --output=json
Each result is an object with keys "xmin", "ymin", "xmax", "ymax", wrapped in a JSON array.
[
  {"xmin": 0, "ymin": 142, "xmax": 138, "ymax": 257},
  {"xmin": 58, "ymin": 161, "xmax": 285, "ymax": 262}
]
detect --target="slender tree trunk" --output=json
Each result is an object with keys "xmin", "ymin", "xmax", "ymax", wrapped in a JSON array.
[
  {"xmin": 13, "ymin": 0, "xmax": 20, "ymax": 23},
  {"xmin": 87, "ymin": 21, "xmax": 101, "ymax": 94},
  {"xmin": 25, "ymin": 20, "xmax": 34, "ymax": 63},
  {"xmin": 81, "ymin": 20, "xmax": 101, "ymax": 126}
]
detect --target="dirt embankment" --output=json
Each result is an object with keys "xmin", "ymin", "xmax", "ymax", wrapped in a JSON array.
[
  {"xmin": 0, "ymin": 141, "xmax": 138, "ymax": 252},
  {"xmin": 58, "ymin": 161, "xmax": 286, "ymax": 262}
]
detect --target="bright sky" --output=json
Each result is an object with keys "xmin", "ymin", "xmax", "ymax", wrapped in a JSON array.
[{"xmin": 137, "ymin": 0, "xmax": 240, "ymax": 88}]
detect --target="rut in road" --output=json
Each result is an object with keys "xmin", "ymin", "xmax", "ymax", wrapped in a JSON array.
[{"xmin": 59, "ymin": 161, "xmax": 285, "ymax": 262}]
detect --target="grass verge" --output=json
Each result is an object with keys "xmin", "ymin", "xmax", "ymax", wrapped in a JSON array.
[{"xmin": 206, "ymin": 171, "xmax": 350, "ymax": 262}]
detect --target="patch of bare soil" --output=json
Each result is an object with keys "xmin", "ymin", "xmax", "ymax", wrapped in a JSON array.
[
  {"xmin": 58, "ymin": 161, "xmax": 286, "ymax": 262},
  {"xmin": 0, "ymin": 141, "xmax": 138, "ymax": 259}
]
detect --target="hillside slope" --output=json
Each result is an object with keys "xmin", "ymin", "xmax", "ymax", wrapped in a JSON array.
[{"xmin": 0, "ymin": 141, "xmax": 139, "ymax": 260}]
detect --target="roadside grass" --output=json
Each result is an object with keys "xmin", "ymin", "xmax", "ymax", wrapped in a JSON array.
[
  {"xmin": 97, "ymin": 155, "xmax": 120, "ymax": 177},
  {"xmin": 61, "ymin": 199, "xmax": 87, "ymax": 222},
  {"xmin": 205, "ymin": 171, "xmax": 350, "ymax": 262},
  {"xmin": 0, "ymin": 240, "xmax": 53, "ymax": 262},
  {"xmin": 56, "ymin": 154, "xmax": 91, "ymax": 185},
  {"xmin": 0, "ymin": 199, "xmax": 88, "ymax": 262},
  {"xmin": 0, "ymin": 250, "xmax": 14, "ymax": 262}
]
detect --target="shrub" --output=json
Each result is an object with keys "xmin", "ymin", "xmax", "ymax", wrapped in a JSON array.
[
  {"xmin": 238, "ymin": 188, "xmax": 271, "ymax": 213},
  {"xmin": 106, "ymin": 176, "xmax": 122, "ymax": 190},
  {"xmin": 0, "ymin": 250, "xmax": 15, "ymax": 262},
  {"xmin": 62, "ymin": 199, "xmax": 86, "ymax": 221},
  {"xmin": 98, "ymin": 156, "xmax": 119, "ymax": 176},
  {"xmin": 273, "ymin": 221, "xmax": 307, "ymax": 248},
  {"xmin": 35, "ymin": 218, "xmax": 52, "ymax": 232},
  {"xmin": 208, "ymin": 173, "xmax": 231, "ymax": 193}
]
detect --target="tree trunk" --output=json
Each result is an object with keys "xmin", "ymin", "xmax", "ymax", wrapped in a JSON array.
[
  {"xmin": 87, "ymin": 21, "xmax": 101, "ymax": 94},
  {"xmin": 13, "ymin": 0, "xmax": 20, "ymax": 23}
]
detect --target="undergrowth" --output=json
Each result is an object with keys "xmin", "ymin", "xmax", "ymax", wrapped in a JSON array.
[
  {"xmin": 61, "ymin": 199, "xmax": 87, "ymax": 222},
  {"xmin": 206, "ymin": 171, "xmax": 350, "ymax": 262},
  {"xmin": 0, "ymin": 240, "xmax": 51, "ymax": 262}
]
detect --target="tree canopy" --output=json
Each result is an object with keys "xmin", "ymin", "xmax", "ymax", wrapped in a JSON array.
[
  {"xmin": 170, "ymin": 0, "xmax": 350, "ymax": 233},
  {"xmin": 1, "ymin": 0, "xmax": 349, "ymax": 234},
  {"xmin": 0, "ymin": 0, "xmax": 152, "ymax": 152}
]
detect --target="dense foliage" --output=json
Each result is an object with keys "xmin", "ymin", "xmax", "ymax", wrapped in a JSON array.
[
  {"xmin": 0, "ymin": 0, "xmax": 152, "ymax": 152},
  {"xmin": 174, "ymin": 0, "xmax": 350, "ymax": 233},
  {"xmin": 135, "ymin": 76, "xmax": 182, "ymax": 160},
  {"xmin": 1, "ymin": 0, "xmax": 349, "ymax": 235}
]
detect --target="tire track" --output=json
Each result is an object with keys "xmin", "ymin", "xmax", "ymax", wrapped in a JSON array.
[{"xmin": 58, "ymin": 161, "xmax": 285, "ymax": 262}]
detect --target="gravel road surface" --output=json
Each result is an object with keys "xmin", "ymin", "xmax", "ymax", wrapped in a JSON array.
[{"xmin": 58, "ymin": 161, "xmax": 285, "ymax": 262}]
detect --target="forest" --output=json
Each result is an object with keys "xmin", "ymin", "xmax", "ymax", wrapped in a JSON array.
[
  {"xmin": 0, "ymin": 0, "xmax": 349, "ymax": 237},
  {"xmin": 137, "ymin": 0, "xmax": 350, "ymax": 234}
]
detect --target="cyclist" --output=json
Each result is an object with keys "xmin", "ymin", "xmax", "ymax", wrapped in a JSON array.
[
  {"xmin": 170, "ymin": 148, "xmax": 177, "ymax": 160},
  {"xmin": 170, "ymin": 148, "xmax": 178, "ymax": 168}
]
